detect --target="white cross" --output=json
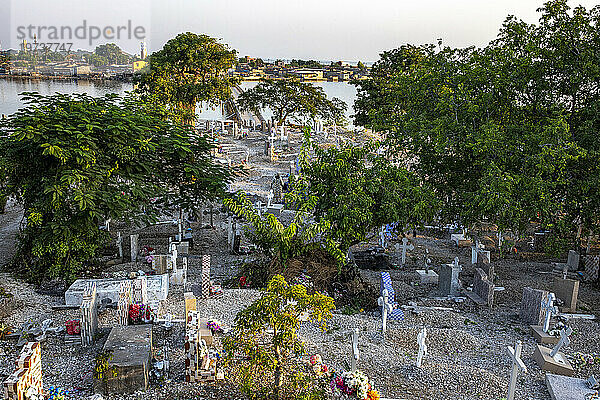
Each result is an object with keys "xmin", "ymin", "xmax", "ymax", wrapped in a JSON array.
[
  {"xmin": 416, "ymin": 328, "xmax": 428, "ymax": 368},
  {"xmin": 550, "ymin": 327, "xmax": 573, "ymax": 358},
  {"xmin": 453, "ymin": 257, "xmax": 461, "ymax": 270},
  {"xmin": 507, "ymin": 341, "xmax": 527, "ymax": 400},
  {"xmin": 541, "ymin": 293, "xmax": 558, "ymax": 333},
  {"xmin": 351, "ymin": 328, "xmax": 359, "ymax": 372},
  {"xmin": 471, "ymin": 240, "xmax": 484, "ymax": 264},
  {"xmin": 116, "ymin": 232, "xmax": 123, "ymax": 258},
  {"xmin": 267, "ymin": 190, "xmax": 274, "ymax": 208},
  {"xmin": 399, "ymin": 237, "xmax": 415, "ymax": 265},
  {"xmin": 379, "ymin": 226, "xmax": 386, "ymax": 249},
  {"xmin": 378, "ymin": 289, "xmax": 394, "ymax": 337}
]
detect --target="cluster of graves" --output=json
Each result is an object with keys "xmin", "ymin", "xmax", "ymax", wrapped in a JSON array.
[
  {"xmin": 0, "ymin": 222, "xmax": 229, "ymax": 400},
  {"xmin": 371, "ymin": 230, "xmax": 599, "ymax": 400}
]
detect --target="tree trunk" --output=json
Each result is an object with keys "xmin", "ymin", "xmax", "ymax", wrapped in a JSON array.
[{"xmin": 274, "ymin": 344, "xmax": 282, "ymax": 400}]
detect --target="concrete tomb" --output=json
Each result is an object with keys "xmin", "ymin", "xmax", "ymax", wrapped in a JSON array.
[
  {"xmin": 101, "ymin": 325, "xmax": 153, "ymax": 393},
  {"xmin": 567, "ymin": 250, "xmax": 580, "ymax": 271},
  {"xmin": 545, "ymin": 373, "xmax": 597, "ymax": 400},
  {"xmin": 65, "ymin": 275, "xmax": 169, "ymax": 306},
  {"xmin": 3, "ymin": 342, "xmax": 43, "ymax": 400},
  {"xmin": 468, "ymin": 268, "xmax": 494, "ymax": 307}
]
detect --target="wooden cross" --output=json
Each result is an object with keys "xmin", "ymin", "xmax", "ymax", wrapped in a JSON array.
[
  {"xmin": 541, "ymin": 293, "xmax": 558, "ymax": 333},
  {"xmin": 351, "ymin": 328, "xmax": 359, "ymax": 372},
  {"xmin": 378, "ymin": 289, "xmax": 394, "ymax": 337},
  {"xmin": 506, "ymin": 341, "xmax": 527, "ymax": 400},
  {"xmin": 399, "ymin": 237, "xmax": 415, "ymax": 265},
  {"xmin": 550, "ymin": 327, "xmax": 573, "ymax": 358},
  {"xmin": 416, "ymin": 328, "xmax": 428, "ymax": 368}
]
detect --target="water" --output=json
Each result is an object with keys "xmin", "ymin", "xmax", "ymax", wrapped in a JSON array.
[{"xmin": 0, "ymin": 78, "xmax": 358, "ymax": 123}]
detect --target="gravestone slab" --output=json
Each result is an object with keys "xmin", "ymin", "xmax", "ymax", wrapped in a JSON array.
[
  {"xmin": 416, "ymin": 270, "xmax": 439, "ymax": 284},
  {"xmin": 583, "ymin": 255, "xmax": 599, "ymax": 282},
  {"xmin": 567, "ymin": 250, "xmax": 579, "ymax": 271},
  {"xmin": 438, "ymin": 261, "xmax": 461, "ymax": 296},
  {"xmin": 65, "ymin": 275, "xmax": 169, "ymax": 306},
  {"xmin": 546, "ymin": 373, "xmax": 597, "ymax": 400},
  {"xmin": 553, "ymin": 278, "xmax": 579, "ymax": 313},
  {"xmin": 533, "ymin": 345, "xmax": 574, "ymax": 376},
  {"xmin": 520, "ymin": 287, "xmax": 549, "ymax": 325},
  {"xmin": 102, "ymin": 325, "xmax": 152, "ymax": 393},
  {"xmin": 471, "ymin": 268, "xmax": 494, "ymax": 307}
]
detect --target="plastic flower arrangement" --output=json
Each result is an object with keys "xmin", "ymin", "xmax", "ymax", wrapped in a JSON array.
[
  {"xmin": 128, "ymin": 303, "xmax": 154, "ymax": 324},
  {"xmin": 47, "ymin": 386, "xmax": 68, "ymax": 400},
  {"xmin": 207, "ymin": 319, "xmax": 223, "ymax": 333},
  {"xmin": 65, "ymin": 320, "xmax": 81, "ymax": 335},
  {"xmin": 307, "ymin": 354, "xmax": 332, "ymax": 378},
  {"xmin": 332, "ymin": 370, "xmax": 380, "ymax": 400}
]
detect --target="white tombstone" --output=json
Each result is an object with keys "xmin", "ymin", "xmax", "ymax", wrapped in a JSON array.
[
  {"xmin": 351, "ymin": 328, "xmax": 359, "ymax": 372},
  {"xmin": 116, "ymin": 232, "xmax": 123, "ymax": 259},
  {"xmin": 399, "ymin": 237, "xmax": 415, "ymax": 265},
  {"xmin": 267, "ymin": 190, "xmax": 274, "ymax": 208},
  {"xmin": 416, "ymin": 328, "xmax": 428, "ymax": 368},
  {"xmin": 130, "ymin": 234, "xmax": 139, "ymax": 262},
  {"xmin": 379, "ymin": 226, "xmax": 386, "ymax": 249},
  {"xmin": 471, "ymin": 240, "xmax": 484, "ymax": 264},
  {"xmin": 550, "ymin": 327, "xmax": 573, "ymax": 359},
  {"xmin": 541, "ymin": 293, "xmax": 558, "ymax": 333},
  {"xmin": 377, "ymin": 289, "xmax": 393, "ymax": 337},
  {"xmin": 507, "ymin": 341, "xmax": 527, "ymax": 400}
]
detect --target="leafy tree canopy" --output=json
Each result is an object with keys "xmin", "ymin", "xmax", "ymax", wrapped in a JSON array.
[
  {"xmin": 136, "ymin": 32, "xmax": 239, "ymax": 122},
  {"xmin": 354, "ymin": 0, "xmax": 600, "ymax": 236},
  {"xmin": 237, "ymin": 79, "xmax": 347, "ymax": 127},
  {"xmin": 0, "ymin": 92, "xmax": 231, "ymax": 282}
]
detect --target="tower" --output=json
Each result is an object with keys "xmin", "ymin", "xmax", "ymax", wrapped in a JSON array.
[{"xmin": 140, "ymin": 42, "xmax": 147, "ymax": 60}]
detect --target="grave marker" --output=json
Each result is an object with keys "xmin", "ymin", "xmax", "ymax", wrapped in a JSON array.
[
  {"xmin": 531, "ymin": 292, "xmax": 560, "ymax": 344},
  {"xmin": 130, "ymin": 234, "xmax": 139, "ymax": 262},
  {"xmin": 351, "ymin": 328, "xmax": 359, "ymax": 372},
  {"xmin": 399, "ymin": 237, "xmax": 414, "ymax": 265},
  {"xmin": 546, "ymin": 373, "xmax": 597, "ymax": 400},
  {"xmin": 567, "ymin": 250, "xmax": 579, "ymax": 271},
  {"xmin": 201, "ymin": 255, "xmax": 211, "ymax": 299},
  {"xmin": 416, "ymin": 250, "xmax": 438, "ymax": 284},
  {"xmin": 469, "ymin": 268, "xmax": 494, "ymax": 307},
  {"xmin": 377, "ymin": 289, "xmax": 393, "ymax": 337},
  {"xmin": 553, "ymin": 278, "xmax": 579, "ymax": 313},
  {"xmin": 380, "ymin": 272, "xmax": 405, "ymax": 320},
  {"xmin": 439, "ymin": 258, "xmax": 462, "ymax": 296},
  {"xmin": 533, "ymin": 327, "xmax": 574, "ymax": 376},
  {"xmin": 583, "ymin": 255, "xmax": 599, "ymax": 282},
  {"xmin": 2, "ymin": 342, "xmax": 43, "ymax": 400},
  {"xmin": 506, "ymin": 341, "xmax": 527, "ymax": 400},
  {"xmin": 118, "ymin": 281, "xmax": 132, "ymax": 326},
  {"xmin": 416, "ymin": 328, "xmax": 427, "ymax": 368},
  {"xmin": 80, "ymin": 283, "xmax": 98, "ymax": 346},
  {"xmin": 520, "ymin": 287, "xmax": 549, "ymax": 326}
]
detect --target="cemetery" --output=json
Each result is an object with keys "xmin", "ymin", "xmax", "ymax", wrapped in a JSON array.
[
  {"xmin": 0, "ymin": 121, "xmax": 599, "ymax": 400},
  {"xmin": 1, "ymin": 3, "xmax": 600, "ymax": 400}
]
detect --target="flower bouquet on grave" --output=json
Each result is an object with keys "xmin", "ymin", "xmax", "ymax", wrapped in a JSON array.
[
  {"xmin": 207, "ymin": 319, "xmax": 225, "ymax": 334},
  {"xmin": 331, "ymin": 370, "xmax": 380, "ymax": 400},
  {"xmin": 129, "ymin": 303, "xmax": 155, "ymax": 325},
  {"xmin": 47, "ymin": 386, "xmax": 68, "ymax": 400},
  {"xmin": 65, "ymin": 320, "xmax": 81, "ymax": 335},
  {"xmin": 570, "ymin": 352, "xmax": 600, "ymax": 369},
  {"xmin": 307, "ymin": 354, "xmax": 333, "ymax": 378},
  {"xmin": 210, "ymin": 284, "xmax": 224, "ymax": 297}
]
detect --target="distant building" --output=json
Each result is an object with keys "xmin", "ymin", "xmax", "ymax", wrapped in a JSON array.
[
  {"xmin": 133, "ymin": 60, "xmax": 148, "ymax": 72},
  {"xmin": 290, "ymin": 69, "xmax": 325, "ymax": 81}
]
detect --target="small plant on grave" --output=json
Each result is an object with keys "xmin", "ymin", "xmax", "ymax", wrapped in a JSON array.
[
  {"xmin": 94, "ymin": 350, "xmax": 118, "ymax": 392},
  {"xmin": 223, "ymin": 274, "xmax": 335, "ymax": 400}
]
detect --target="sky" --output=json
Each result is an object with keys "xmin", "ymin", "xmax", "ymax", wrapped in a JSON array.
[{"xmin": 2, "ymin": 0, "xmax": 599, "ymax": 62}]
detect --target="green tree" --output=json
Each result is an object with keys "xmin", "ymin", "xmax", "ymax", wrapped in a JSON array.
[
  {"xmin": 237, "ymin": 79, "xmax": 346, "ymax": 127},
  {"xmin": 300, "ymin": 135, "xmax": 438, "ymax": 252},
  {"xmin": 224, "ymin": 274, "xmax": 334, "ymax": 400},
  {"xmin": 357, "ymin": 61, "xmax": 366, "ymax": 72},
  {"xmin": 0, "ymin": 92, "xmax": 230, "ymax": 282},
  {"xmin": 354, "ymin": 1, "xmax": 597, "ymax": 243},
  {"xmin": 93, "ymin": 43, "xmax": 131, "ymax": 65},
  {"xmin": 136, "ymin": 33, "xmax": 239, "ymax": 123}
]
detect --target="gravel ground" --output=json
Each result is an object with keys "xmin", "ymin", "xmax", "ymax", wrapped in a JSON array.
[{"xmin": 0, "ymin": 130, "xmax": 599, "ymax": 400}]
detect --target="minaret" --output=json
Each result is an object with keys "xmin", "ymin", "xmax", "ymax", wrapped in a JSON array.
[{"xmin": 140, "ymin": 42, "xmax": 147, "ymax": 60}]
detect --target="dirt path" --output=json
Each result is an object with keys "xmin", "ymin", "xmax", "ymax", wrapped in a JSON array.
[{"xmin": 0, "ymin": 198, "xmax": 23, "ymax": 267}]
